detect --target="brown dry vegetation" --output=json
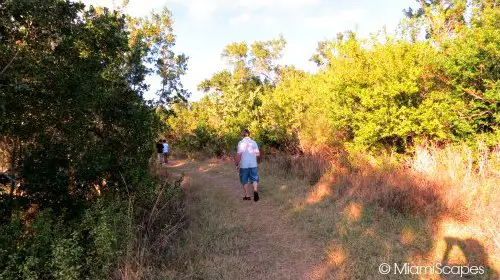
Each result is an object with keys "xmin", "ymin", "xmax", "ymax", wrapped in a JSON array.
[
  {"xmin": 152, "ymin": 144, "xmax": 499, "ymax": 279},
  {"xmin": 114, "ymin": 164, "xmax": 185, "ymax": 279},
  {"xmin": 261, "ymin": 145, "xmax": 500, "ymax": 279}
]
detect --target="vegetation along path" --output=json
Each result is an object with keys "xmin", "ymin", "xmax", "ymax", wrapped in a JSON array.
[
  {"xmin": 165, "ymin": 158, "xmax": 329, "ymax": 280},
  {"xmin": 163, "ymin": 156, "xmax": 499, "ymax": 280}
]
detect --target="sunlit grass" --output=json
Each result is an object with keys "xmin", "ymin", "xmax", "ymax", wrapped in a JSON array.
[
  {"xmin": 156, "ymin": 144, "xmax": 499, "ymax": 279},
  {"xmin": 259, "ymin": 143, "xmax": 500, "ymax": 279}
]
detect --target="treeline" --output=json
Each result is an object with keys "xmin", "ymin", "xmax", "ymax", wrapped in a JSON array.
[
  {"xmin": 0, "ymin": 0, "xmax": 187, "ymax": 279},
  {"xmin": 166, "ymin": 0, "xmax": 499, "ymax": 156}
]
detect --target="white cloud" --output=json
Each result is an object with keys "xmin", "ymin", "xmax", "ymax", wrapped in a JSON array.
[
  {"xmin": 280, "ymin": 41, "xmax": 319, "ymax": 73},
  {"xmin": 263, "ymin": 16, "xmax": 277, "ymax": 27},
  {"xmin": 229, "ymin": 13, "xmax": 251, "ymax": 26},
  {"xmin": 168, "ymin": 0, "xmax": 321, "ymax": 21},
  {"xmin": 180, "ymin": 53, "xmax": 226, "ymax": 101},
  {"xmin": 306, "ymin": 8, "xmax": 367, "ymax": 29},
  {"xmin": 235, "ymin": 0, "xmax": 320, "ymax": 9}
]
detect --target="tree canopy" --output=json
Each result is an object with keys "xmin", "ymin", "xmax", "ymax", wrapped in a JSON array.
[
  {"xmin": 167, "ymin": 0, "xmax": 500, "ymax": 155},
  {"xmin": 1, "ymin": 1, "xmax": 188, "ymax": 277}
]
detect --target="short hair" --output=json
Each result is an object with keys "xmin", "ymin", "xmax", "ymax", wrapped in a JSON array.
[
  {"xmin": 162, "ymin": 140, "xmax": 166, "ymax": 143},
  {"xmin": 241, "ymin": 129, "xmax": 250, "ymax": 137}
]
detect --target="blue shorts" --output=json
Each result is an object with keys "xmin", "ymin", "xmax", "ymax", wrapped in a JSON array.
[{"xmin": 239, "ymin": 167, "xmax": 259, "ymax": 185}]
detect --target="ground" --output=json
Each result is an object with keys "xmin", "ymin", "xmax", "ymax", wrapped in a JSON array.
[
  {"xmin": 162, "ymin": 158, "xmax": 498, "ymax": 280},
  {"xmin": 165, "ymin": 158, "xmax": 327, "ymax": 280}
]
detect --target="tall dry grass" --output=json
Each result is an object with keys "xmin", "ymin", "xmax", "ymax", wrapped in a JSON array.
[
  {"xmin": 408, "ymin": 144, "xmax": 500, "ymax": 269},
  {"xmin": 114, "ymin": 164, "xmax": 185, "ymax": 280},
  {"xmin": 410, "ymin": 143, "xmax": 500, "ymax": 213},
  {"xmin": 261, "ymin": 142, "xmax": 500, "ymax": 277}
]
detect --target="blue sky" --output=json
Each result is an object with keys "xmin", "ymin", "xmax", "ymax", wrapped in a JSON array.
[{"xmin": 81, "ymin": 0, "xmax": 419, "ymax": 101}]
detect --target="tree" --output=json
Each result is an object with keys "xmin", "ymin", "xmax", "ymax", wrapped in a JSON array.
[
  {"xmin": 249, "ymin": 35, "xmax": 286, "ymax": 84},
  {"xmin": 127, "ymin": 8, "xmax": 190, "ymax": 104},
  {"xmin": 437, "ymin": 4, "xmax": 500, "ymax": 137},
  {"xmin": 404, "ymin": 0, "xmax": 467, "ymax": 41},
  {"xmin": 0, "ymin": 0, "xmax": 188, "ymax": 212}
]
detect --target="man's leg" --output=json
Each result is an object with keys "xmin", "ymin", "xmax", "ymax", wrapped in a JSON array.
[
  {"xmin": 251, "ymin": 168, "xmax": 259, "ymax": 201},
  {"xmin": 243, "ymin": 183, "xmax": 250, "ymax": 198},
  {"xmin": 253, "ymin": 181, "xmax": 259, "ymax": 201},
  {"xmin": 240, "ymin": 168, "xmax": 251, "ymax": 199}
]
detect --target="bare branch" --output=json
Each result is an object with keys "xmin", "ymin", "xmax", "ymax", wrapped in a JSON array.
[{"xmin": 0, "ymin": 49, "xmax": 19, "ymax": 76}]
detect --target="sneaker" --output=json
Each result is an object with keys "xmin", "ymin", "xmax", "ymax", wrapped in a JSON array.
[
  {"xmin": 254, "ymin": 191, "xmax": 259, "ymax": 202},
  {"xmin": 243, "ymin": 196, "xmax": 251, "ymax": 200}
]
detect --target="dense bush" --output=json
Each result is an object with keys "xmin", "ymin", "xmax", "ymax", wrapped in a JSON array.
[
  {"xmin": 0, "ymin": 201, "xmax": 126, "ymax": 279},
  {"xmin": 0, "ymin": 0, "xmax": 187, "ymax": 278},
  {"xmin": 0, "ymin": 178, "xmax": 184, "ymax": 279}
]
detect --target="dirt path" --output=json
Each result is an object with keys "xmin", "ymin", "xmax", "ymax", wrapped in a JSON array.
[{"xmin": 167, "ymin": 158, "xmax": 326, "ymax": 280}]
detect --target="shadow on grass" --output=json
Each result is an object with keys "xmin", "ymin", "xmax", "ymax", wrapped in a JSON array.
[
  {"xmin": 260, "ymin": 154, "xmax": 499, "ymax": 280},
  {"xmin": 439, "ymin": 237, "xmax": 498, "ymax": 280}
]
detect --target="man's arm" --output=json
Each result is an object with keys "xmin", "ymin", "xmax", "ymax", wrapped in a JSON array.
[
  {"xmin": 236, "ymin": 142, "xmax": 242, "ymax": 167},
  {"xmin": 236, "ymin": 153, "xmax": 242, "ymax": 167}
]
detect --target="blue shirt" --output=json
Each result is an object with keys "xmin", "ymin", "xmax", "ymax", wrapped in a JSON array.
[{"xmin": 237, "ymin": 137, "xmax": 259, "ymax": 168}]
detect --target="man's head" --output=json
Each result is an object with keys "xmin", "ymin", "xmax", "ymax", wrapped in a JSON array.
[
  {"xmin": 241, "ymin": 129, "xmax": 250, "ymax": 138},
  {"xmin": 162, "ymin": 140, "xmax": 166, "ymax": 143}
]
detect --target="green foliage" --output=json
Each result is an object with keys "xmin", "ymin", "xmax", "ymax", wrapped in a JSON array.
[
  {"xmin": 440, "ymin": 6, "xmax": 500, "ymax": 135},
  {"xmin": 1, "ymin": 0, "xmax": 167, "ymax": 209},
  {"xmin": 127, "ymin": 8, "xmax": 189, "ymax": 103},
  {"xmin": 167, "ymin": 0, "xmax": 500, "ymax": 156},
  {"xmin": 0, "ymin": 201, "xmax": 126, "ymax": 279},
  {"xmin": 404, "ymin": 0, "xmax": 467, "ymax": 41},
  {"xmin": 0, "ymin": 0, "xmax": 188, "ymax": 203},
  {"xmin": 50, "ymin": 233, "xmax": 83, "ymax": 280},
  {"xmin": 0, "ymin": 177, "xmax": 183, "ymax": 280},
  {"xmin": 1, "ymin": 0, "xmax": 187, "ymax": 278},
  {"xmin": 315, "ymin": 37, "xmax": 460, "ymax": 151}
]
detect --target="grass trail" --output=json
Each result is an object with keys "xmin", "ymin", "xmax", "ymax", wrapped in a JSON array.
[
  {"xmin": 164, "ymin": 158, "xmax": 324, "ymax": 280},
  {"xmin": 162, "ymin": 158, "xmax": 498, "ymax": 280}
]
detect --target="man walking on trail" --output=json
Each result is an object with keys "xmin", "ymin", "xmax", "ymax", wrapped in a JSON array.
[
  {"xmin": 156, "ymin": 140, "xmax": 164, "ymax": 165},
  {"xmin": 162, "ymin": 140, "xmax": 169, "ymax": 164},
  {"xmin": 235, "ymin": 129, "xmax": 260, "ymax": 202}
]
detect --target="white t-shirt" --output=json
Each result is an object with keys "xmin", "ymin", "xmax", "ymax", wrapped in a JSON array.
[
  {"xmin": 237, "ymin": 137, "xmax": 259, "ymax": 168},
  {"xmin": 162, "ymin": 143, "xmax": 169, "ymax": 153}
]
